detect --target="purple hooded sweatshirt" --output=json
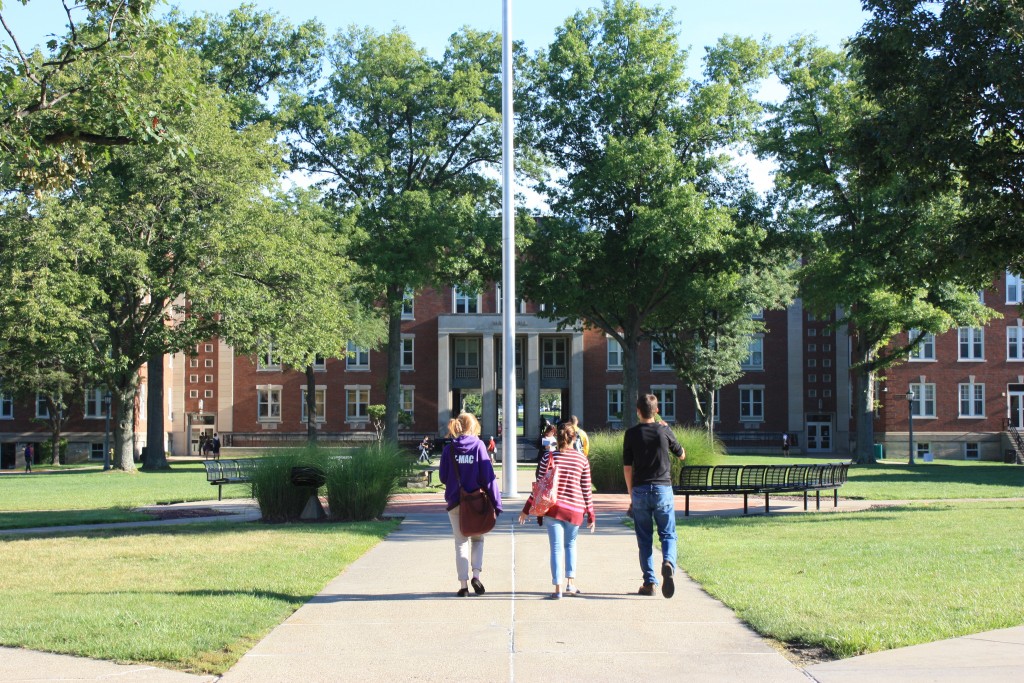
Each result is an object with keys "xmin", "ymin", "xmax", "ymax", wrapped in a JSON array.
[{"xmin": 440, "ymin": 434, "xmax": 503, "ymax": 514}]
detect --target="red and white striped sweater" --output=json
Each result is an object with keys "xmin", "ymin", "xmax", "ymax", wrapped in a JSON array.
[{"xmin": 522, "ymin": 449, "xmax": 594, "ymax": 526}]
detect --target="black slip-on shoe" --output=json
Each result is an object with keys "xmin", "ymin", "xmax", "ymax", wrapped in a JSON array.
[
  {"xmin": 661, "ymin": 561, "xmax": 675, "ymax": 599},
  {"xmin": 471, "ymin": 578, "xmax": 485, "ymax": 595},
  {"xmin": 457, "ymin": 587, "xmax": 469, "ymax": 597}
]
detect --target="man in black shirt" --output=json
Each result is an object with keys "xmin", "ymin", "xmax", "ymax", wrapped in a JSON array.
[{"xmin": 623, "ymin": 394, "xmax": 685, "ymax": 598}]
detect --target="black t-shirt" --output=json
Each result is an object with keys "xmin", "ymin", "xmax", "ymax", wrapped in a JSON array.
[{"xmin": 622, "ymin": 422, "xmax": 683, "ymax": 486}]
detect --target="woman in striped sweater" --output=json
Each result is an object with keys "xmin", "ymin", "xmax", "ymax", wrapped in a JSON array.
[{"xmin": 518, "ymin": 421, "xmax": 596, "ymax": 599}]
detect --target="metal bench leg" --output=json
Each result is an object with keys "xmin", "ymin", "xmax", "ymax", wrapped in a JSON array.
[
  {"xmin": 743, "ymin": 493, "xmax": 748, "ymax": 515},
  {"xmin": 816, "ymin": 490, "xmax": 821, "ymax": 510},
  {"xmin": 685, "ymin": 494, "xmax": 690, "ymax": 517},
  {"xmin": 765, "ymin": 492, "xmax": 770, "ymax": 514},
  {"xmin": 803, "ymin": 491, "xmax": 808, "ymax": 511},
  {"xmin": 218, "ymin": 484, "xmax": 223, "ymax": 502},
  {"xmin": 834, "ymin": 488, "xmax": 838, "ymax": 507}
]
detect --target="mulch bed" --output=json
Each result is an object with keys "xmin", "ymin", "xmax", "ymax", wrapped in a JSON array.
[{"xmin": 143, "ymin": 507, "xmax": 233, "ymax": 520}]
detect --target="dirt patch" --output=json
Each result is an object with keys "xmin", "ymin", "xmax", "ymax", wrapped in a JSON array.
[
  {"xmin": 143, "ymin": 507, "xmax": 233, "ymax": 520},
  {"xmin": 768, "ymin": 638, "xmax": 837, "ymax": 668}
]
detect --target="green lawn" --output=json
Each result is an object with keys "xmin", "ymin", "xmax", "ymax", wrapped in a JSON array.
[
  {"xmin": 0, "ymin": 508, "xmax": 155, "ymax": 530},
  {"xmin": 0, "ymin": 521, "xmax": 398, "ymax": 674},
  {"xmin": 679, "ymin": 500, "xmax": 1024, "ymax": 658}
]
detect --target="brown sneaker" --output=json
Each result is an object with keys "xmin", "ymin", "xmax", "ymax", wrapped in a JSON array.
[{"xmin": 637, "ymin": 583, "xmax": 656, "ymax": 596}]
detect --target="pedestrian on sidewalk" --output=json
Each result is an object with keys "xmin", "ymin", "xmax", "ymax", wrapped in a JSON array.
[
  {"xmin": 623, "ymin": 394, "xmax": 685, "ymax": 598},
  {"xmin": 439, "ymin": 412, "xmax": 503, "ymax": 597},
  {"xmin": 23, "ymin": 443, "xmax": 33, "ymax": 473},
  {"xmin": 571, "ymin": 415, "xmax": 589, "ymax": 456},
  {"xmin": 212, "ymin": 433, "xmax": 221, "ymax": 461},
  {"xmin": 519, "ymin": 421, "xmax": 595, "ymax": 599}
]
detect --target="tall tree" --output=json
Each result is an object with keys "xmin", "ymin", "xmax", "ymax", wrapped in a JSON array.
[
  {"xmin": 0, "ymin": 1, "xmax": 180, "ymax": 191},
  {"xmin": 281, "ymin": 27, "xmax": 510, "ymax": 441},
  {"xmin": 853, "ymin": 0, "xmax": 1024, "ymax": 277},
  {"xmin": 0, "ymin": 194, "xmax": 101, "ymax": 464},
  {"xmin": 218, "ymin": 189, "xmax": 386, "ymax": 445},
  {"xmin": 521, "ymin": 0, "xmax": 774, "ymax": 428},
  {"xmin": 757, "ymin": 39, "xmax": 995, "ymax": 463}
]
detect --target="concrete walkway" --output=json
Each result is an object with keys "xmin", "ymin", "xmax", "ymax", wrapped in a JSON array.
[{"xmin": 2, "ymin": 489, "xmax": 1023, "ymax": 681}]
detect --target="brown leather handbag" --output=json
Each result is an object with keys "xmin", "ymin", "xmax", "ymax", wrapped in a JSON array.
[{"xmin": 450, "ymin": 450, "xmax": 497, "ymax": 536}]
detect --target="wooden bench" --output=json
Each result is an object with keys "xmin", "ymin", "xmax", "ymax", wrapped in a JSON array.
[
  {"xmin": 202, "ymin": 458, "xmax": 259, "ymax": 501},
  {"xmin": 674, "ymin": 463, "xmax": 850, "ymax": 516}
]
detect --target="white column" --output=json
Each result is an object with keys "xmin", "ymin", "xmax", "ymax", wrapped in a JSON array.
[
  {"xmin": 438, "ymin": 334, "xmax": 451, "ymax": 434},
  {"xmin": 481, "ymin": 334, "xmax": 497, "ymax": 437},
  {"xmin": 571, "ymin": 331, "xmax": 585, "ymax": 425}
]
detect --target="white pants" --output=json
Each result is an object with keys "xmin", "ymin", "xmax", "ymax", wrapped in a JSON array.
[{"xmin": 447, "ymin": 507, "xmax": 485, "ymax": 582}]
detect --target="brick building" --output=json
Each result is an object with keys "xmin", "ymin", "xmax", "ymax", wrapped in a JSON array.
[{"xmin": 4, "ymin": 273, "xmax": 1021, "ymax": 466}]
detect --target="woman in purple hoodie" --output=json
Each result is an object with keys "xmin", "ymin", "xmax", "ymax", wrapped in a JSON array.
[{"xmin": 439, "ymin": 412, "xmax": 503, "ymax": 597}]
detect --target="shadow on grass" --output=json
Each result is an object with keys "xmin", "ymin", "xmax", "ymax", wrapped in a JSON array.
[
  {"xmin": 0, "ymin": 507, "xmax": 155, "ymax": 530},
  {"xmin": 847, "ymin": 462, "xmax": 1024, "ymax": 487},
  {"xmin": 678, "ymin": 501, "xmax": 1024, "ymax": 528},
  {"xmin": 5, "ymin": 520, "xmax": 398, "ymax": 540}
]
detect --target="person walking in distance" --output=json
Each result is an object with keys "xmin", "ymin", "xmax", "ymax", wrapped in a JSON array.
[
  {"xmin": 623, "ymin": 394, "xmax": 685, "ymax": 598},
  {"xmin": 23, "ymin": 443, "xmax": 33, "ymax": 473},
  {"xmin": 518, "ymin": 421, "xmax": 595, "ymax": 599},
  {"xmin": 439, "ymin": 413, "xmax": 502, "ymax": 597},
  {"xmin": 571, "ymin": 415, "xmax": 589, "ymax": 457},
  {"xmin": 212, "ymin": 433, "xmax": 222, "ymax": 461}
]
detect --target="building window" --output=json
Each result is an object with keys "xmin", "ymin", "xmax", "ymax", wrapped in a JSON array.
[
  {"xmin": 257, "ymin": 386, "xmax": 282, "ymax": 421},
  {"xmin": 401, "ymin": 336, "xmax": 414, "ymax": 370},
  {"xmin": 313, "ymin": 355, "xmax": 327, "ymax": 372},
  {"xmin": 824, "ymin": 374, "xmax": 832, "ymax": 383},
  {"xmin": 401, "ymin": 288, "xmax": 415, "ymax": 319},
  {"xmin": 204, "ymin": 359, "xmax": 213, "ymax": 368},
  {"xmin": 916, "ymin": 442, "xmax": 931, "ymax": 459},
  {"xmin": 204, "ymin": 374, "xmax": 213, "ymax": 383},
  {"xmin": 453, "ymin": 287, "xmax": 479, "ymax": 314},
  {"xmin": 823, "ymin": 390, "xmax": 833, "ymax": 398},
  {"xmin": 454, "ymin": 338, "xmax": 480, "ymax": 369},
  {"xmin": 807, "ymin": 328, "xmax": 817, "ymax": 337},
  {"xmin": 958, "ymin": 327, "xmax": 984, "ymax": 360},
  {"xmin": 964, "ymin": 442, "xmax": 980, "ymax": 460},
  {"xmin": 751, "ymin": 308, "xmax": 764, "ymax": 320},
  {"xmin": 189, "ymin": 390, "xmax": 199, "ymax": 399},
  {"xmin": 189, "ymin": 358, "xmax": 199, "ymax": 368},
  {"xmin": 808, "ymin": 389, "xmax": 818, "ymax": 398},
  {"xmin": 739, "ymin": 386, "xmax": 764, "ymax": 422},
  {"xmin": 651, "ymin": 386, "xmax": 676, "ymax": 422},
  {"xmin": 808, "ymin": 358, "xmax": 817, "ymax": 368},
  {"xmin": 823, "ymin": 358, "xmax": 832, "ymax": 368},
  {"xmin": 807, "ymin": 344, "xmax": 817, "ymax": 353},
  {"xmin": 189, "ymin": 374, "xmax": 199, "ymax": 384},
  {"xmin": 301, "ymin": 387, "xmax": 327, "ymax": 423},
  {"xmin": 823, "ymin": 344, "xmax": 832, "ymax": 352},
  {"xmin": 205, "ymin": 344, "xmax": 213, "ymax": 353},
  {"xmin": 607, "ymin": 337, "xmax": 622, "ymax": 369},
  {"xmin": 0, "ymin": 393, "xmax": 12, "ymax": 419},
  {"xmin": 90, "ymin": 443, "xmax": 104, "ymax": 460},
  {"xmin": 1008, "ymin": 324, "xmax": 1023, "ymax": 361},
  {"xmin": 958, "ymin": 382, "xmax": 985, "ymax": 418},
  {"xmin": 84, "ymin": 388, "xmax": 106, "ymax": 418},
  {"xmin": 909, "ymin": 382, "xmax": 936, "ymax": 418},
  {"xmin": 346, "ymin": 386, "xmax": 370, "ymax": 422},
  {"xmin": 347, "ymin": 341, "xmax": 370, "ymax": 370},
  {"xmin": 257, "ymin": 344, "xmax": 281, "ymax": 370},
  {"xmin": 741, "ymin": 337, "xmax": 763, "ymax": 370},
  {"xmin": 651, "ymin": 341, "xmax": 671, "ymax": 370},
  {"xmin": 1007, "ymin": 271, "xmax": 1022, "ymax": 304},
  {"xmin": 495, "ymin": 283, "xmax": 525, "ymax": 314},
  {"xmin": 204, "ymin": 390, "xmax": 213, "ymax": 399},
  {"xmin": 808, "ymin": 374, "xmax": 817, "ymax": 383},
  {"xmin": 35, "ymin": 393, "xmax": 49, "ymax": 419},
  {"xmin": 400, "ymin": 386, "xmax": 415, "ymax": 418},
  {"xmin": 607, "ymin": 386, "xmax": 623, "ymax": 422},
  {"xmin": 542, "ymin": 338, "xmax": 567, "ymax": 368},
  {"xmin": 908, "ymin": 330, "xmax": 936, "ymax": 361}
]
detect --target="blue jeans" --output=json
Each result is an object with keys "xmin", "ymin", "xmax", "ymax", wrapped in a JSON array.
[
  {"xmin": 631, "ymin": 484, "xmax": 677, "ymax": 585},
  {"xmin": 546, "ymin": 518, "xmax": 580, "ymax": 586}
]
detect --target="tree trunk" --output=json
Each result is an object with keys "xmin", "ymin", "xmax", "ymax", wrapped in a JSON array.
[
  {"xmin": 143, "ymin": 353, "xmax": 169, "ymax": 470},
  {"xmin": 113, "ymin": 385, "xmax": 138, "ymax": 472},
  {"xmin": 305, "ymin": 364, "xmax": 317, "ymax": 446},
  {"xmin": 706, "ymin": 388, "xmax": 717, "ymax": 442},
  {"xmin": 852, "ymin": 338, "xmax": 877, "ymax": 465},
  {"xmin": 382, "ymin": 287, "xmax": 403, "ymax": 443},
  {"xmin": 621, "ymin": 333, "xmax": 640, "ymax": 429},
  {"xmin": 43, "ymin": 396, "xmax": 64, "ymax": 465}
]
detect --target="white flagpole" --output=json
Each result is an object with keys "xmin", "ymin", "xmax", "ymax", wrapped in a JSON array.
[{"xmin": 501, "ymin": 0, "xmax": 519, "ymax": 497}]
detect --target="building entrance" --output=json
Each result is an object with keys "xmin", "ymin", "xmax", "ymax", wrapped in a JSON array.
[
  {"xmin": 1009, "ymin": 387, "xmax": 1024, "ymax": 430},
  {"xmin": 0, "ymin": 443, "xmax": 15, "ymax": 469},
  {"xmin": 188, "ymin": 414, "xmax": 216, "ymax": 455},
  {"xmin": 806, "ymin": 416, "xmax": 832, "ymax": 452}
]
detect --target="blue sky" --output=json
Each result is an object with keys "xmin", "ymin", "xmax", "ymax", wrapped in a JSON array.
[{"xmin": 5, "ymin": 0, "xmax": 869, "ymax": 63}]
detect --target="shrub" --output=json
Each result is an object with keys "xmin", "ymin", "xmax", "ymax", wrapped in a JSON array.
[
  {"xmin": 250, "ymin": 448, "xmax": 329, "ymax": 523},
  {"xmin": 588, "ymin": 425, "xmax": 726, "ymax": 493},
  {"xmin": 325, "ymin": 442, "xmax": 404, "ymax": 521}
]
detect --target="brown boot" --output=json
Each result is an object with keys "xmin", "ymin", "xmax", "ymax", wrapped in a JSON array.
[{"xmin": 637, "ymin": 582, "xmax": 656, "ymax": 596}]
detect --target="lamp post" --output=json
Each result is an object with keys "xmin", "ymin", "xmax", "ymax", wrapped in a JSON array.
[
  {"xmin": 500, "ymin": 0, "xmax": 519, "ymax": 498},
  {"xmin": 906, "ymin": 389, "xmax": 916, "ymax": 465},
  {"xmin": 102, "ymin": 391, "xmax": 112, "ymax": 471}
]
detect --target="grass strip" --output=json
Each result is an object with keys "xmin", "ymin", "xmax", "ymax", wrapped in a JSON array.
[
  {"xmin": 679, "ymin": 501, "xmax": 1024, "ymax": 658},
  {"xmin": 0, "ymin": 520, "xmax": 398, "ymax": 674},
  {"xmin": 0, "ymin": 508, "xmax": 155, "ymax": 530}
]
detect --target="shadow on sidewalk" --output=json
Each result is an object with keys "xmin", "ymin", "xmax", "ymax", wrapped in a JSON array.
[{"xmin": 308, "ymin": 591, "xmax": 635, "ymax": 603}]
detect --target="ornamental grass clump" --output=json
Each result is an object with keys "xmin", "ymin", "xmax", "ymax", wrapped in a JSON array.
[
  {"xmin": 588, "ymin": 426, "xmax": 725, "ymax": 493},
  {"xmin": 250, "ymin": 448, "xmax": 329, "ymax": 523},
  {"xmin": 325, "ymin": 442, "xmax": 404, "ymax": 521}
]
